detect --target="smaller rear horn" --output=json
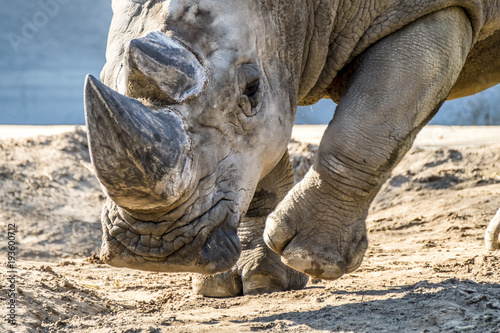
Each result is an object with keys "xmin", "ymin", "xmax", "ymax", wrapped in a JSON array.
[{"xmin": 118, "ymin": 30, "xmax": 207, "ymax": 104}]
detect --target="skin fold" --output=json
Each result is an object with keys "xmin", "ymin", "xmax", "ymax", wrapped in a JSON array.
[{"xmin": 85, "ymin": 0, "xmax": 500, "ymax": 296}]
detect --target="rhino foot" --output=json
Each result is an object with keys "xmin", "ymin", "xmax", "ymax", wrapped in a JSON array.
[
  {"xmin": 192, "ymin": 240, "xmax": 308, "ymax": 297},
  {"xmin": 264, "ymin": 168, "xmax": 369, "ymax": 280}
]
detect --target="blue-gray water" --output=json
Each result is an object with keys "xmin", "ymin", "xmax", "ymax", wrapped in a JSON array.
[{"xmin": 0, "ymin": 1, "xmax": 499, "ymax": 125}]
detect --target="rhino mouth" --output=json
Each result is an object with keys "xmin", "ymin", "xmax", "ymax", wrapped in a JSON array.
[{"xmin": 100, "ymin": 188, "xmax": 242, "ymax": 274}]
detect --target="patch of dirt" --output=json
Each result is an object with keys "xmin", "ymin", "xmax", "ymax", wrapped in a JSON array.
[
  {"xmin": 2, "ymin": 127, "xmax": 500, "ymax": 332},
  {"xmin": 0, "ymin": 127, "xmax": 104, "ymax": 261}
]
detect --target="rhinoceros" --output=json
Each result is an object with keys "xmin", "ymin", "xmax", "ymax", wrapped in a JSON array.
[{"xmin": 84, "ymin": 0, "xmax": 500, "ymax": 296}]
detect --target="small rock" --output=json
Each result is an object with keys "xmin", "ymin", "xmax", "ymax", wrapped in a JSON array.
[
  {"xmin": 467, "ymin": 294, "xmax": 487, "ymax": 305},
  {"xmin": 487, "ymin": 301, "xmax": 500, "ymax": 309},
  {"xmin": 62, "ymin": 280, "xmax": 76, "ymax": 289},
  {"xmin": 42, "ymin": 265, "xmax": 53, "ymax": 272}
]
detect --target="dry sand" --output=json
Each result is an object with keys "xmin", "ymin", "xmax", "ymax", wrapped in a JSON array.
[
  {"xmin": 1, "ymin": 125, "xmax": 500, "ymax": 332},
  {"xmin": 291, "ymin": 125, "xmax": 500, "ymax": 147}
]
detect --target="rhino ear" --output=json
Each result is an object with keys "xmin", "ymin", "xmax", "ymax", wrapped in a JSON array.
[{"xmin": 117, "ymin": 31, "xmax": 207, "ymax": 104}]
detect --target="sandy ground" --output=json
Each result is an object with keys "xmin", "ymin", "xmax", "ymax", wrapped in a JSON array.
[{"xmin": 1, "ymin": 125, "xmax": 500, "ymax": 332}]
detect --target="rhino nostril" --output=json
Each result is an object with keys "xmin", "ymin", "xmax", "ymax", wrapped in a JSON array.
[{"xmin": 153, "ymin": 133, "xmax": 162, "ymax": 143}]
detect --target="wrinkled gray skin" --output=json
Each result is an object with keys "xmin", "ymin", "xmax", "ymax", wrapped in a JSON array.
[{"xmin": 84, "ymin": 0, "xmax": 500, "ymax": 296}]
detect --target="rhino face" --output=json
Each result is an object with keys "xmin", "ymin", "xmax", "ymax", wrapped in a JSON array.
[{"xmin": 85, "ymin": 0, "xmax": 298, "ymax": 274}]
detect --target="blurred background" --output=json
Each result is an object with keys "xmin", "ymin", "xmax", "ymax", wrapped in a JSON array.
[{"xmin": 1, "ymin": 1, "xmax": 499, "ymax": 125}]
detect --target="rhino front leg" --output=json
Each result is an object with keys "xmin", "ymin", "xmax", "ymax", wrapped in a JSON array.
[
  {"xmin": 193, "ymin": 152, "xmax": 308, "ymax": 296},
  {"xmin": 265, "ymin": 7, "xmax": 473, "ymax": 280}
]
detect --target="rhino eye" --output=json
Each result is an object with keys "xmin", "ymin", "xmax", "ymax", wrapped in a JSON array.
[
  {"xmin": 238, "ymin": 64, "xmax": 262, "ymax": 114},
  {"xmin": 244, "ymin": 79, "xmax": 260, "ymax": 108}
]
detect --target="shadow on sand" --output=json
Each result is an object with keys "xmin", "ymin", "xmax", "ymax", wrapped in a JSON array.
[{"xmin": 248, "ymin": 279, "xmax": 500, "ymax": 332}]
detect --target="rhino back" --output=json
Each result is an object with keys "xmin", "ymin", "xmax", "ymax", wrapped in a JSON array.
[{"xmin": 298, "ymin": 0, "xmax": 498, "ymax": 105}]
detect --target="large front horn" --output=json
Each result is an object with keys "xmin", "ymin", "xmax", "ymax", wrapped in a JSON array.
[
  {"xmin": 84, "ymin": 75, "xmax": 195, "ymax": 214},
  {"xmin": 117, "ymin": 31, "xmax": 206, "ymax": 104}
]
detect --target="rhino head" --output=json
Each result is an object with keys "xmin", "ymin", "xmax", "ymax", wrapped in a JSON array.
[{"xmin": 85, "ymin": 0, "xmax": 304, "ymax": 274}]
